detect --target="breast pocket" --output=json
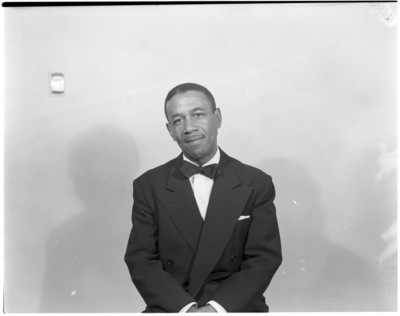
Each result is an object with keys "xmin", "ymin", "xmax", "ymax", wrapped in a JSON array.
[{"xmin": 231, "ymin": 215, "xmax": 252, "ymax": 256}]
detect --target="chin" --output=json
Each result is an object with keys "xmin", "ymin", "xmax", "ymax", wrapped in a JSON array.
[
  {"xmin": 186, "ymin": 151, "xmax": 201, "ymax": 160},
  {"xmin": 183, "ymin": 149, "xmax": 203, "ymax": 161}
]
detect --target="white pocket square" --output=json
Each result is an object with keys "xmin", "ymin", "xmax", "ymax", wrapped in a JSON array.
[{"xmin": 238, "ymin": 215, "xmax": 250, "ymax": 221}]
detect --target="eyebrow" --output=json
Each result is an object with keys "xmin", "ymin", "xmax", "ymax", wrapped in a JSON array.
[{"xmin": 170, "ymin": 107, "xmax": 206, "ymax": 119}]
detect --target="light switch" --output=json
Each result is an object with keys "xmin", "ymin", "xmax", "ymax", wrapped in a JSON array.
[{"xmin": 50, "ymin": 73, "xmax": 65, "ymax": 94}]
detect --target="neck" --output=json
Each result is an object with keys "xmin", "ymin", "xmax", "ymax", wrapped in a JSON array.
[{"xmin": 184, "ymin": 146, "xmax": 218, "ymax": 166}]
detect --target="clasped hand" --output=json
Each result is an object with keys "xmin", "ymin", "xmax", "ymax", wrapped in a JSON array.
[{"xmin": 187, "ymin": 305, "xmax": 217, "ymax": 313}]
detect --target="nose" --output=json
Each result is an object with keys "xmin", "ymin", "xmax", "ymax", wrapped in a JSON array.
[{"xmin": 183, "ymin": 117, "xmax": 198, "ymax": 134}]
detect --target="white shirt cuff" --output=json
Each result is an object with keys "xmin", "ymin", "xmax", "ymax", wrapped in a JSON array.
[
  {"xmin": 207, "ymin": 301, "xmax": 227, "ymax": 313},
  {"xmin": 179, "ymin": 302, "xmax": 198, "ymax": 313}
]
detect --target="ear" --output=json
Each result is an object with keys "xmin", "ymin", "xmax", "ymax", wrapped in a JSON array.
[
  {"xmin": 166, "ymin": 122, "xmax": 176, "ymax": 141},
  {"xmin": 214, "ymin": 108, "xmax": 222, "ymax": 128}
]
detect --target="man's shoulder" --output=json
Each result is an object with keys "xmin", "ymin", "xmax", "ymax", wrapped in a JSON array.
[
  {"xmin": 226, "ymin": 153, "xmax": 272, "ymax": 183},
  {"xmin": 134, "ymin": 156, "xmax": 178, "ymax": 184}
]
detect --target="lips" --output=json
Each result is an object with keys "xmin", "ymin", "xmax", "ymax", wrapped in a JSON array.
[{"xmin": 185, "ymin": 135, "xmax": 204, "ymax": 144}]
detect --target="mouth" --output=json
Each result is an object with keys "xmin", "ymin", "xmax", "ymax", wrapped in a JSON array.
[{"xmin": 185, "ymin": 135, "xmax": 204, "ymax": 145}]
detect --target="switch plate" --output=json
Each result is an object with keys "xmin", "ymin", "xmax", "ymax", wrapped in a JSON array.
[{"xmin": 50, "ymin": 73, "xmax": 65, "ymax": 95}]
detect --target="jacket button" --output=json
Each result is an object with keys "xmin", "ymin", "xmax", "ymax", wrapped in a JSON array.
[
  {"xmin": 230, "ymin": 255, "xmax": 237, "ymax": 262},
  {"xmin": 167, "ymin": 259, "xmax": 174, "ymax": 266}
]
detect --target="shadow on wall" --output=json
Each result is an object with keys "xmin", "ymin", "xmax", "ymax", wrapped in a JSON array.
[
  {"xmin": 38, "ymin": 125, "xmax": 142, "ymax": 312},
  {"xmin": 257, "ymin": 158, "xmax": 386, "ymax": 312}
]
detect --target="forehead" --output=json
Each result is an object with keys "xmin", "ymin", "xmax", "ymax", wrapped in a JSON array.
[{"xmin": 166, "ymin": 90, "xmax": 212, "ymax": 116}]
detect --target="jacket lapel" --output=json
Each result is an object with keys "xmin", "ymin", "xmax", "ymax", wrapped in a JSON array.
[
  {"xmin": 156, "ymin": 154, "xmax": 203, "ymax": 252},
  {"xmin": 188, "ymin": 150, "xmax": 252, "ymax": 298}
]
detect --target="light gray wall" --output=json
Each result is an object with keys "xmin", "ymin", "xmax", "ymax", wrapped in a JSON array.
[{"xmin": 4, "ymin": 3, "xmax": 397, "ymax": 312}]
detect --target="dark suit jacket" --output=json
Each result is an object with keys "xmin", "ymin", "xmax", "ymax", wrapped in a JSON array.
[{"xmin": 125, "ymin": 149, "xmax": 282, "ymax": 312}]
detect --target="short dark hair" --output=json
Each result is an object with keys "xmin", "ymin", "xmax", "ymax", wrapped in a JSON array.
[{"xmin": 164, "ymin": 83, "xmax": 216, "ymax": 121}]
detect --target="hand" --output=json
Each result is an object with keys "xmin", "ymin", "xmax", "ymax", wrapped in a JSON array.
[
  {"xmin": 186, "ymin": 305, "xmax": 198, "ymax": 313},
  {"xmin": 192, "ymin": 305, "xmax": 217, "ymax": 313}
]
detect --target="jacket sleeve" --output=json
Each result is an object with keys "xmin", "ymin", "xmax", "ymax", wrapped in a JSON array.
[
  {"xmin": 124, "ymin": 179, "xmax": 196, "ymax": 312},
  {"xmin": 210, "ymin": 176, "xmax": 282, "ymax": 312}
]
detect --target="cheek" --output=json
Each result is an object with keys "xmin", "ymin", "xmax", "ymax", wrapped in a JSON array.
[
  {"xmin": 209, "ymin": 125, "xmax": 218, "ymax": 139},
  {"xmin": 175, "ymin": 133, "xmax": 186, "ymax": 145},
  {"xmin": 171, "ymin": 126, "xmax": 182, "ymax": 138}
]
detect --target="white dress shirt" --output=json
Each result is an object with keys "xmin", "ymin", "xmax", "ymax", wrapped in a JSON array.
[
  {"xmin": 183, "ymin": 149, "xmax": 220, "ymax": 220},
  {"xmin": 179, "ymin": 148, "xmax": 226, "ymax": 313}
]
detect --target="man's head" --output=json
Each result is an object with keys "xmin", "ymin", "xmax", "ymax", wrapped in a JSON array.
[{"xmin": 165, "ymin": 83, "xmax": 222, "ymax": 166}]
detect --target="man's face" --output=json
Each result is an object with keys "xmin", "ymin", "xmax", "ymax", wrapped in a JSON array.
[{"xmin": 166, "ymin": 90, "xmax": 222, "ymax": 166}]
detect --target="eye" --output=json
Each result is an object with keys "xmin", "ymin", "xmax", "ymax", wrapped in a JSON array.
[
  {"xmin": 173, "ymin": 118, "xmax": 183, "ymax": 125},
  {"xmin": 194, "ymin": 112, "xmax": 204, "ymax": 119}
]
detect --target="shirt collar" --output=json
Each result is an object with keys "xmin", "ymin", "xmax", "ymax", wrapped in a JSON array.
[{"xmin": 183, "ymin": 147, "xmax": 220, "ymax": 167}]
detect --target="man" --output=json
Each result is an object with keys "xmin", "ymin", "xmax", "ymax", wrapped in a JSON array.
[{"xmin": 125, "ymin": 83, "xmax": 282, "ymax": 312}]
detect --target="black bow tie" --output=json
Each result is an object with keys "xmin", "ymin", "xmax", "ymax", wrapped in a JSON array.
[{"xmin": 180, "ymin": 161, "xmax": 220, "ymax": 180}]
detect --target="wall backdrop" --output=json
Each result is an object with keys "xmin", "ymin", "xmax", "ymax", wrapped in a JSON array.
[{"xmin": 4, "ymin": 3, "xmax": 397, "ymax": 312}]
